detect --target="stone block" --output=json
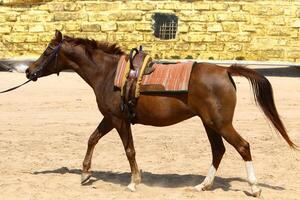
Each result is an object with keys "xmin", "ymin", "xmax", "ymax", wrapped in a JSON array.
[
  {"xmin": 292, "ymin": 20, "xmax": 300, "ymax": 28},
  {"xmin": 241, "ymin": 25, "xmax": 257, "ymax": 32},
  {"xmin": 88, "ymin": 13, "xmax": 117, "ymax": 22},
  {"xmin": 217, "ymin": 33, "xmax": 235, "ymax": 42},
  {"xmin": 65, "ymin": 23, "xmax": 81, "ymax": 31},
  {"xmin": 207, "ymin": 23, "xmax": 223, "ymax": 32},
  {"xmin": 25, "ymin": 35, "xmax": 39, "ymax": 43},
  {"xmin": 135, "ymin": 23, "xmax": 152, "ymax": 31},
  {"xmin": 29, "ymin": 24, "xmax": 44, "ymax": 33},
  {"xmin": 116, "ymin": 33, "xmax": 143, "ymax": 42},
  {"xmin": 117, "ymin": 22, "xmax": 135, "ymax": 32},
  {"xmin": 0, "ymin": 15, "xmax": 6, "ymax": 23},
  {"xmin": 272, "ymin": 17, "xmax": 285, "ymax": 25},
  {"xmin": 30, "ymin": 44, "xmax": 47, "ymax": 52},
  {"xmin": 85, "ymin": 2, "xmax": 119, "ymax": 11},
  {"xmin": 193, "ymin": 2, "xmax": 210, "ymax": 11},
  {"xmin": 174, "ymin": 43, "xmax": 189, "ymax": 50},
  {"xmin": 115, "ymin": 11, "xmax": 143, "ymax": 21},
  {"xmin": 48, "ymin": 3, "xmax": 64, "ymax": 11},
  {"xmin": 189, "ymin": 23, "xmax": 206, "ymax": 32},
  {"xmin": 209, "ymin": 44, "xmax": 224, "ymax": 51},
  {"xmin": 175, "ymin": 2, "xmax": 192, "ymax": 10},
  {"xmin": 0, "ymin": 24, "xmax": 11, "ymax": 33},
  {"xmin": 226, "ymin": 43, "xmax": 242, "ymax": 52},
  {"xmin": 267, "ymin": 26, "xmax": 291, "ymax": 36},
  {"xmin": 4, "ymin": 12, "xmax": 19, "ymax": 22},
  {"xmin": 197, "ymin": 52, "xmax": 219, "ymax": 60},
  {"xmin": 222, "ymin": 22, "xmax": 239, "ymax": 32},
  {"xmin": 156, "ymin": 2, "xmax": 176, "ymax": 10},
  {"xmin": 236, "ymin": 33, "xmax": 251, "ymax": 42},
  {"xmin": 20, "ymin": 11, "xmax": 53, "ymax": 22},
  {"xmin": 12, "ymin": 24, "xmax": 28, "ymax": 32},
  {"xmin": 55, "ymin": 12, "xmax": 87, "ymax": 21},
  {"xmin": 89, "ymin": 34, "xmax": 107, "ymax": 41},
  {"xmin": 178, "ymin": 23, "xmax": 189, "ymax": 33},
  {"xmin": 211, "ymin": 3, "xmax": 228, "ymax": 10},
  {"xmin": 144, "ymin": 33, "xmax": 156, "ymax": 42},
  {"xmin": 183, "ymin": 33, "xmax": 216, "ymax": 42},
  {"xmin": 190, "ymin": 43, "xmax": 206, "ymax": 51},
  {"xmin": 243, "ymin": 5, "xmax": 283, "ymax": 16},
  {"xmin": 100, "ymin": 23, "xmax": 117, "ymax": 31},
  {"xmin": 64, "ymin": 3, "xmax": 81, "ymax": 11},
  {"xmin": 216, "ymin": 13, "xmax": 234, "ymax": 22},
  {"xmin": 158, "ymin": 44, "xmax": 174, "ymax": 50},
  {"xmin": 229, "ymin": 4, "xmax": 241, "ymax": 11},
  {"xmin": 81, "ymin": 23, "xmax": 101, "ymax": 32},
  {"xmin": 44, "ymin": 23, "xmax": 64, "ymax": 31},
  {"xmin": 260, "ymin": 49, "xmax": 284, "ymax": 58},
  {"xmin": 232, "ymin": 12, "xmax": 248, "ymax": 22},
  {"xmin": 180, "ymin": 11, "xmax": 214, "ymax": 22},
  {"xmin": 251, "ymin": 16, "xmax": 269, "ymax": 25},
  {"xmin": 251, "ymin": 38, "xmax": 287, "ymax": 50},
  {"xmin": 136, "ymin": 2, "xmax": 156, "ymax": 10},
  {"xmin": 39, "ymin": 33, "xmax": 54, "ymax": 42},
  {"xmin": 13, "ymin": 43, "xmax": 29, "ymax": 51}
]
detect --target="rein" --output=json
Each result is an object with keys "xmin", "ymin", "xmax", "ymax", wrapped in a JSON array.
[
  {"xmin": 0, "ymin": 39, "xmax": 64, "ymax": 94},
  {"xmin": 0, "ymin": 79, "xmax": 31, "ymax": 94}
]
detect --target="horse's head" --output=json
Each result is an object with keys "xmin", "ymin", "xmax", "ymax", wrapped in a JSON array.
[{"xmin": 26, "ymin": 30, "xmax": 67, "ymax": 81}]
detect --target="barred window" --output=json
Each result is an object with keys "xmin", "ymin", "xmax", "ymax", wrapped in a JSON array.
[{"xmin": 152, "ymin": 13, "xmax": 178, "ymax": 40}]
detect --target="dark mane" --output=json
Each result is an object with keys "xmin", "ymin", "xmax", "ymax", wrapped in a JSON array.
[{"xmin": 63, "ymin": 36, "xmax": 124, "ymax": 57}]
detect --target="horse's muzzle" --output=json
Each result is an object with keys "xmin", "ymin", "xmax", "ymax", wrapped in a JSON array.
[{"xmin": 25, "ymin": 68, "xmax": 38, "ymax": 81}]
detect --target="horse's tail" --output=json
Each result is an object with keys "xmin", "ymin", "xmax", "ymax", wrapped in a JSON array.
[{"xmin": 227, "ymin": 64, "xmax": 297, "ymax": 149}]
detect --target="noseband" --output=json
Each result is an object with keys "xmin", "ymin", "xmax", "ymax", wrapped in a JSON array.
[{"xmin": 31, "ymin": 39, "xmax": 64, "ymax": 79}]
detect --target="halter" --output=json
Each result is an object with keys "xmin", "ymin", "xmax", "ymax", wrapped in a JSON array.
[{"xmin": 0, "ymin": 39, "xmax": 64, "ymax": 94}]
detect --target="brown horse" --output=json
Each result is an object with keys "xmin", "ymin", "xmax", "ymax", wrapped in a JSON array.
[{"xmin": 26, "ymin": 31, "xmax": 296, "ymax": 197}]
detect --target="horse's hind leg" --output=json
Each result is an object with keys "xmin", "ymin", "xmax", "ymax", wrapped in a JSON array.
[
  {"xmin": 195, "ymin": 125, "xmax": 225, "ymax": 191},
  {"xmin": 81, "ymin": 118, "xmax": 113, "ymax": 184},
  {"xmin": 216, "ymin": 124, "xmax": 261, "ymax": 197}
]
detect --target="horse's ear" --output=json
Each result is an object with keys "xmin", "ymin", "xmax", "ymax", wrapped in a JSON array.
[{"xmin": 55, "ymin": 30, "xmax": 62, "ymax": 42}]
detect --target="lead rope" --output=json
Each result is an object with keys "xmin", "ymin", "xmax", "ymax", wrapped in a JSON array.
[{"xmin": 0, "ymin": 79, "xmax": 31, "ymax": 94}]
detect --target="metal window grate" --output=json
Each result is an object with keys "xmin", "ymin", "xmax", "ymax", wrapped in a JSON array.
[{"xmin": 152, "ymin": 13, "xmax": 178, "ymax": 40}]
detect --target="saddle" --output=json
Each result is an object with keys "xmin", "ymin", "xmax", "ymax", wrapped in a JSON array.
[
  {"xmin": 115, "ymin": 47, "xmax": 195, "ymax": 124},
  {"xmin": 121, "ymin": 46, "xmax": 153, "ymax": 123}
]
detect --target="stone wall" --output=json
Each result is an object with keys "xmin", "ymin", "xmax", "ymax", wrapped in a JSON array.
[{"xmin": 0, "ymin": 0, "xmax": 299, "ymax": 62}]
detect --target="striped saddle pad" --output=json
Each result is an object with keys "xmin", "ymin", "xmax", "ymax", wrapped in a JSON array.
[{"xmin": 114, "ymin": 55, "xmax": 195, "ymax": 93}]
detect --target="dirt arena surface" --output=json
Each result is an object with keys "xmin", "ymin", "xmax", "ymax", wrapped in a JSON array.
[{"xmin": 0, "ymin": 70, "xmax": 299, "ymax": 200}]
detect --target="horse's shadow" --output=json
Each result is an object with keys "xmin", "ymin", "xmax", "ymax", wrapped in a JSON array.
[{"xmin": 33, "ymin": 167, "xmax": 284, "ymax": 194}]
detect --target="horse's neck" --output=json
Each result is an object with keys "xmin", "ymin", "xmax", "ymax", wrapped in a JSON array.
[{"xmin": 72, "ymin": 52, "xmax": 118, "ymax": 90}]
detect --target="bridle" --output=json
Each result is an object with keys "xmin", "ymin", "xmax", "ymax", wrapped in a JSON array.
[
  {"xmin": 0, "ymin": 39, "xmax": 64, "ymax": 94},
  {"xmin": 30, "ymin": 38, "xmax": 64, "ymax": 80}
]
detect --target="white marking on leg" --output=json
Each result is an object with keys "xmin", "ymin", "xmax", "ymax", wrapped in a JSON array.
[
  {"xmin": 245, "ymin": 161, "xmax": 262, "ymax": 197},
  {"xmin": 195, "ymin": 165, "xmax": 216, "ymax": 191},
  {"xmin": 246, "ymin": 161, "xmax": 257, "ymax": 184},
  {"xmin": 127, "ymin": 182, "xmax": 136, "ymax": 192}
]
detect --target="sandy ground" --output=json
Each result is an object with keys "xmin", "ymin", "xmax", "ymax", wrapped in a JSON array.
[{"xmin": 0, "ymin": 70, "xmax": 299, "ymax": 200}]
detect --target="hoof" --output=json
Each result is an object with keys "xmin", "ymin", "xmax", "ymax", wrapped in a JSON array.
[
  {"xmin": 251, "ymin": 185, "xmax": 262, "ymax": 197},
  {"xmin": 194, "ymin": 183, "xmax": 212, "ymax": 191},
  {"xmin": 127, "ymin": 183, "xmax": 136, "ymax": 192},
  {"xmin": 81, "ymin": 172, "xmax": 91, "ymax": 185}
]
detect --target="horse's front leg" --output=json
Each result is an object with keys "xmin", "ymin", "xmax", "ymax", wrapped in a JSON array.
[
  {"xmin": 81, "ymin": 118, "xmax": 113, "ymax": 184},
  {"xmin": 116, "ymin": 121, "xmax": 141, "ymax": 191}
]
